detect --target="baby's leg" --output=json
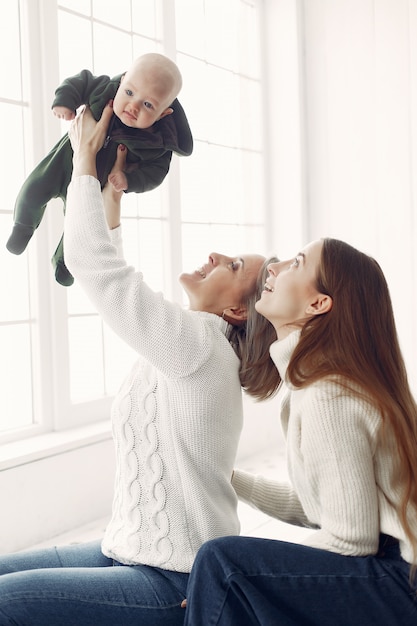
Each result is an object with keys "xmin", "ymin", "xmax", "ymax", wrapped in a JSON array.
[{"xmin": 7, "ymin": 136, "xmax": 72, "ymax": 255}]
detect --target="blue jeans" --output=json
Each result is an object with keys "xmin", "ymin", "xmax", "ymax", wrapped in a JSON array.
[
  {"xmin": 0, "ymin": 540, "xmax": 188, "ymax": 625},
  {"xmin": 184, "ymin": 535, "xmax": 417, "ymax": 625}
]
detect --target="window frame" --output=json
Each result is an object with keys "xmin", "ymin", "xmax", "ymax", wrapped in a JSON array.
[{"xmin": 0, "ymin": 0, "xmax": 270, "ymax": 453}]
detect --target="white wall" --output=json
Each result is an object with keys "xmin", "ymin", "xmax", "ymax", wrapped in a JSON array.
[
  {"xmin": 302, "ymin": 0, "xmax": 417, "ymax": 393},
  {"xmin": 266, "ymin": 0, "xmax": 417, "ymax": 393},
  {"xmin": 263, "ymin": 0, "xmax": 307, "ymax": 255},
  {"xmin": 1, "ymin": 437, "xmax": 115, "ymax": 553}
]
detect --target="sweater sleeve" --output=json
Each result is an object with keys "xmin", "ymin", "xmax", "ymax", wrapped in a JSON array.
[
  {"xmin": 52, "ymin": 69, "xmax": 111, "ymax": 113},
  {"xmin": 233, "ymin": 383, "xmax": 382, "ymax": 556},
  {"xmin": 232, "ymin": 469, "xmax": 313, "ymax": 528},
  {"xmin": 64, "ymin": 175, "xmax": 215, "ymax": 379},
  {"xmin": 294, "ymin": 385, "xmax": 381, "ymax": 555},
  {"xmin": 124, "ymin": 151, "xmax": 172, "ymax": 193}
]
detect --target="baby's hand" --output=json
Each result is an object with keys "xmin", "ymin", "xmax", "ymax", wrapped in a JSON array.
[
  {"xmin": 108, "ymin": 170, "xmax": 128, "ymax": 192},
  {"xmin": 53, "ymin": 106, "xmax": 76, "ymax": 121}
]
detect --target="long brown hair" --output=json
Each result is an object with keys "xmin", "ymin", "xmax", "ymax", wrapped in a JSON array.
[
  {"xmin": 227, "ymin": 257, "xmax": 281, "ymax": 401},
  {"xmin": 288, "ymin": 238, "xmax": 417, "ymax": 568}
]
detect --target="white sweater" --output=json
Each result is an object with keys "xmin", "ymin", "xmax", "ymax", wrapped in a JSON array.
[
  {"xmin": 64, "ymin": 176, "xmax": 243, "ymax": 572},
  {"xmin": 232, "ymin": 330, "xmax": 415, "ymax": 563}
]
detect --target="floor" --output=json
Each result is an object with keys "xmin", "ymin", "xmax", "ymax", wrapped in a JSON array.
[{"xmin": 29, "ymin": 447, "xmax": 311, "ymax": 551}]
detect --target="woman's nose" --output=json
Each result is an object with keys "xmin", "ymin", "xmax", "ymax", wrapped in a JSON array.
[
  {"xmin": 209, "ymin": 252, "xmax": 220, "ymax": 266},
  {"xmin": 267, "ymin": 262, "xmax": 278, "ymax": 276}
]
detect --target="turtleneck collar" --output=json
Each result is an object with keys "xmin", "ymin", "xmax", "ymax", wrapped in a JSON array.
[{"xmin": 269, "ymin": 330, "xmax": 301, "ymax": 381}]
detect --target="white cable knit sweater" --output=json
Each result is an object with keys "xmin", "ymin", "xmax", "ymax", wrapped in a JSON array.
[
  {"xmin": 232, "ymin": 330, "xmax": 415, "ymax": 563},
  {"xmin": 64, "ymin": 176, "xmax": 243, "ymax": 572}
]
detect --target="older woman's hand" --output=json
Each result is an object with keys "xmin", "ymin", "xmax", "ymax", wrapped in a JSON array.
[{"xmin": 69, "ymin": 101, "xmax": 114, "ymax": 179}]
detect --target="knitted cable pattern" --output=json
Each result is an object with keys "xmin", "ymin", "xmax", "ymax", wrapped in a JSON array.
[
  {"xmin": 65, "ymin": 176, "xmax": 243, "ymax": 571},
  {"xmin": 142, "ymin": 379, "xmax": 173, "ymax": 566}
]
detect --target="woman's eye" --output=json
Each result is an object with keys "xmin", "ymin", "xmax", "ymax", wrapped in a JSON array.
[
  {"xmin": 290, "ymin": 257, "xmax": 300, "ymax": 268},
  {"xmin": 230, "ymin": 261, "xmax": 239, "ymax": 271}
]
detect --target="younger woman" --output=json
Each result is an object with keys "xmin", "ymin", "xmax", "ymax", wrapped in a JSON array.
[
  {"xmin": 0, "ymin": 104, "xmax": 278, "ymax": 625},
  {"xmin": 184, "ymin": 238, "xmax": 417, "ymax": 625}
]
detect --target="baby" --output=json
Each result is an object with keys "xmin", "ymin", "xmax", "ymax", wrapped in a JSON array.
[{"xmin": 6, "ymin": 53, "xmax": 193, "ymax": 286}]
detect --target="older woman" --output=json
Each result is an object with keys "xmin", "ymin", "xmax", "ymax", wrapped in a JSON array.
[{"xmin": 0, "ymin": 103, "xmax": 278, "ymax": 625}]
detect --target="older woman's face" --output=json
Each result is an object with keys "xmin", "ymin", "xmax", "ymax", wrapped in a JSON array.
[
  {"xmin": 179, "ymin": 252, "xmax": 265, "ymax": 317},
  {"xmin": 256, "ymin": 240, "xmax": 325, "ymax": 337}
]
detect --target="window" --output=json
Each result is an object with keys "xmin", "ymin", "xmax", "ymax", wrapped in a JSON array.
[{"xmin": 1, "ymin": 0, "xmax": 267, "ymax": 444}]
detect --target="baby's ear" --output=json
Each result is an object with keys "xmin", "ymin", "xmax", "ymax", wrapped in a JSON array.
[{"xmin": 158, "ymin": 107, "xmax": 173, "ymax": 120}]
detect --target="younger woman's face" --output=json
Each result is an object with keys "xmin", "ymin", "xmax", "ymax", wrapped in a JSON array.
[
  {"xmin": 180, "ymin": 252, "xmax": 265, "ymax": 319},
  {"xmin": 256, "ymin": 239, "xmax": 325, "ymax": 337}
]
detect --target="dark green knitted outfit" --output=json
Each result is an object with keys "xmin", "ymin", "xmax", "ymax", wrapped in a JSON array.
[{"xmin": 6, "ymin": 69, "xmax": 193, "ymax": 286}]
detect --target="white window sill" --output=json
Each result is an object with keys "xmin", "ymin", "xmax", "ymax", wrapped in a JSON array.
[{"xmin": 0, "ymin": 421, "xmax": 112, "ymax": 471}]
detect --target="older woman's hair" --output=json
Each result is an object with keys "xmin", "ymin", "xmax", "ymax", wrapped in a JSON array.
[{"xmin": 227, "ymin": 257, "xmax": 280, "ymax": 401}]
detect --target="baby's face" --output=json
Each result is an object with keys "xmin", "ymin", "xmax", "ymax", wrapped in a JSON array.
[{"xmin": 113, "ymin": 70, "xmax": 173, "ymax": 129}]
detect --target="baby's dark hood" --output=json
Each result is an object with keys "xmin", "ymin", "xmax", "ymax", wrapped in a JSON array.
[{"xmin": 155, "ymin": 98, "xmax": 193, "ymax": 156}]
